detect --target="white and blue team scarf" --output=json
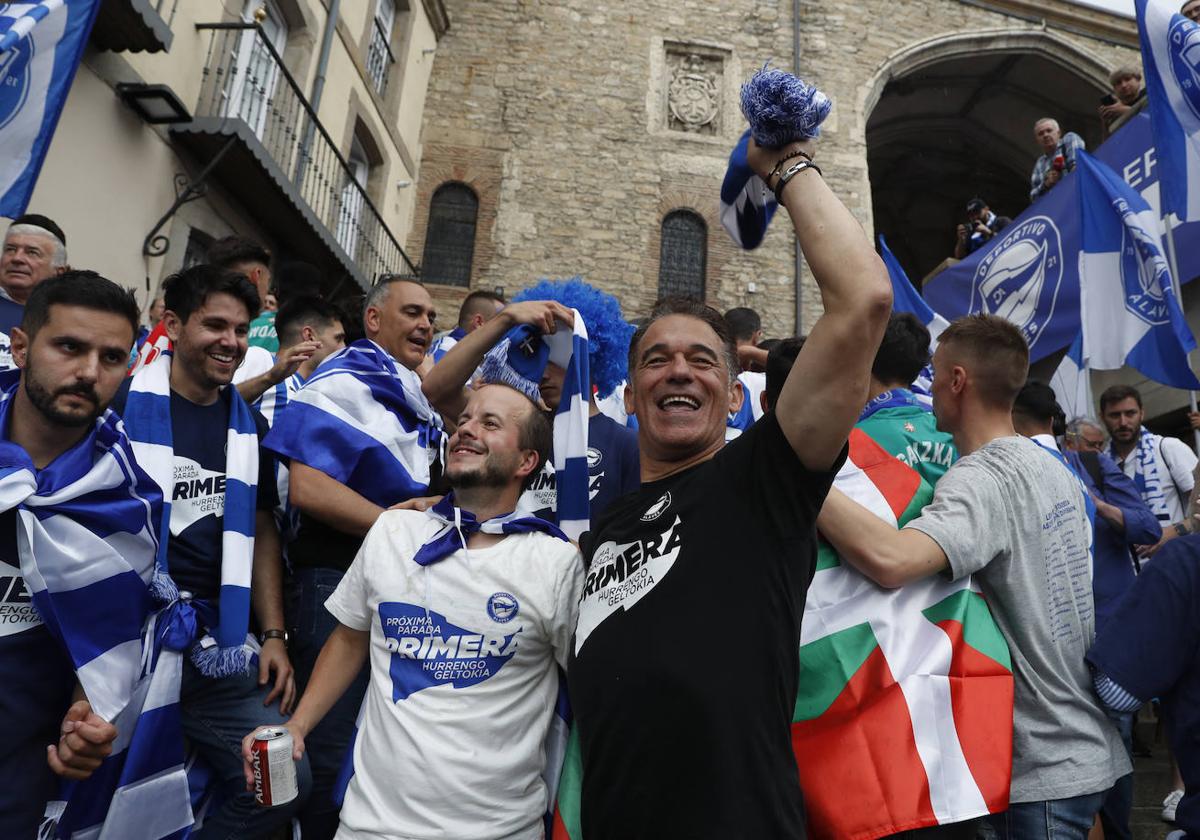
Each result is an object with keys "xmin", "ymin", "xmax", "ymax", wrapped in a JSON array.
[
  {"xmin": 124, "ymin": 352, "xmax": 261, "ymax": 678},
  {"xmin": 0, "ymin": 369, "xmax": 191, "ymax": 839},
  {"xmin": 264, "ymin": 339, "xmax": 442, "ymax": 507},
  {"xmin": 1116, "ymin": 427, "xmax": 1175, "ymax": 522},
  {"xmin": 479, "ymin": 311, "xmax": 591, "ymax": 540},
  {"xmin": 719, "ymin": 130, "xmax": 777, "ymax": 250},
  {"xmin": 859, "ymin": 387, "xmax": 929, "ymax": 423},
  {"xmin": 412, "ymin": 493, "xmax": 567, "ymax": 566}
]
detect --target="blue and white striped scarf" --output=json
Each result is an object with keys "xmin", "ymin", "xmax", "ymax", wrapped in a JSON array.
[
  {"xmin": 254, "ymin": 371, "xmax": 304, "ymax": 428},
  {"xmin": 264, "ymin": 339, "xmax": 442, "ymax": 506},
  {"xmin": 1118, "ymin": 427, "xmax": 1175, "ymax": 522},
  {"xmin": 412, "ymin": 493, "xmax": 567, "ymax": 566},
  {"xmin": 124, "ymin": 353, "xmax": 261, "ymax": 678},
  {"xmin": 479, "ymin": 311, "xmax": 591, "ymax": 540},
  {"xmin": 0, "ymin": 369, "xmax": 191, "ymax": 838}
]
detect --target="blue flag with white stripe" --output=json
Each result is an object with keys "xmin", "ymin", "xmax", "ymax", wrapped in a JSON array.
[
  {"xmin": 1077, "ymin": 150, "xmax": 1200, "ymax": 389},
  {"xmin": 479, "ymin": 312, "xmax": 591, "ymax": 540},
  {"xmin": 1135, "ymin": 0, "xmax": 1200, "ymax": 222},
  {"xmin": 879, "ymin": 235, "xmax": 950, "ymax": 343},
  {"xmin": 0, "ymin": 368, "xmax": 192, "ymax": 839},
  {"xmin": 264, "ymin": 339, "xmax": 442, "ymax": 508},
  {"xmin": 0, "ymin": 1, "xmax": 102, "ymax": 217},
  {"xmin": 720, "ymin": 130, "xmax": 778, "ymax": 249}
]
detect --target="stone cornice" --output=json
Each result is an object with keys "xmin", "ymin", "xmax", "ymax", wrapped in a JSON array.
[{"xmin": 958, "ymin": 0, "xmax": 1139, "ymax": 49}]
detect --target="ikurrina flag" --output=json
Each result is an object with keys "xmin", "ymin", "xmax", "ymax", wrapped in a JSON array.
[{"xmin": 796, "ymin": 428, "xmax": 1013, "ymax": 839}]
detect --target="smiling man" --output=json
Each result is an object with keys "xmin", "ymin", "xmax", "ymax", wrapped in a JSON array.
[
  {"xmin": 116, "ymin": 264, "xmax": 311, "ymax": 838},
  {"xmin": 264, "ymin": 275, "xmax": 445, "ymax": 840},
  {"xmin": 245, "ymin": 383, "xmax": 582, "ymax": 840},
  {"xmin": 566, "ymin": 135, "xmax": 892, "ymax": 839}
]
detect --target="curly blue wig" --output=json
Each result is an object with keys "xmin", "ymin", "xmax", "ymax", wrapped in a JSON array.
[
  {"xmin": 511, "ymin": 277, "xmax": 634, "ymax": 400},
  {"xmin": 739, "ymin": 64, "xmax": 832, "ymax": 148}
]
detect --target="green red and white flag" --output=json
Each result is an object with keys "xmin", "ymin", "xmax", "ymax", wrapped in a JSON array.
[
  {"xmin": 796, "ymin": 428, "xmax": 1013, "ymax": 839},
  {"xmin": 550, "ymin": 428, "xmax": 1013, "ymax": 839}
]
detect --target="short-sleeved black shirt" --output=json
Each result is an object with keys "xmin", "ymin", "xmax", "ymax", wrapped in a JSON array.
[{"xmin": 567, "ymin": 412, "xmax": 844, "ymax": 839}]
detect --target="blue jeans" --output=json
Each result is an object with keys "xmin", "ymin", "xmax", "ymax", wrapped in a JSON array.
[
  {"xmin": 1099, "ymin": 709, "xmax": 1134, "ymax": 840},
  {"xmin": 983, "ymin": 791, "xmax": 1107, "ymax": 840},
  {"xmin": 181, "ymin": 658, "xmax": 313, "ymax": 839},
  {"xmin": 286, "ymin": 567, "xmax": 369, "ymax": 840}
]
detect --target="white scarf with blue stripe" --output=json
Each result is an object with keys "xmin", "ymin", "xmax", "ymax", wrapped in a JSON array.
[
  {"xmin": 0, "ymin": 370, "xmax": 192, "ymax": 838},
  {"xmin": 479, "ymin": 311, "xmax": 591, "ymax": 540},
  {"xmin": 124, "ymin": 353, "xmax": 261, "ymax": 678}
]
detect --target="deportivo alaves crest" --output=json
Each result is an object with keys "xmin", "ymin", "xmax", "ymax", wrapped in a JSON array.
[
  {"xmin": 0, "ymin": 30, "xmax": 33, "ymax": 132},
  {"xmin": 1170, "ymin": 15, "xmax": 1200, "ymax": 122},
  {"xmin": 1115, "ymin": 196, "xmax": 1171, "ymax": 326},
  {"xmin": 971, "ymin": 216, "xmax": 1064, "ymax": 351}
]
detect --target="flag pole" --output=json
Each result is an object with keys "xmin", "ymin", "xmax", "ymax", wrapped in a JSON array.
[{"xmin": 1163, "ymin": 220, "xmax": 1200, "ymax": 451}]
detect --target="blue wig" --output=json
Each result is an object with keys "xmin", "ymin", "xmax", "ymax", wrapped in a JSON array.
[
  {"xmin": 739, "ymin": 64, "xmax": 832, "ymax": 149},
  {"xmin": 511, "ymin": 277, "xmax": 634, "ymax": 400}
]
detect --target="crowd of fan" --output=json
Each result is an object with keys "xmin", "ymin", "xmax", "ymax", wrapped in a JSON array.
[{"xmin": 0, "ymin": 115, "xmax": 1196, "ymax": 840}]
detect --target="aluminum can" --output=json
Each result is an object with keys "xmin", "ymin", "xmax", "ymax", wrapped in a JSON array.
[{"xmin": 250, "ymin": 727, "xmax": 298, "ymax": 807}]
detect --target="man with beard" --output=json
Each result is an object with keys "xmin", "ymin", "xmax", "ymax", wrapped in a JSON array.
[
  {"xmin": 244, "ymin": 383, "xmax": 583, "ymax": 840},
  {"xmin": 265, "ymin": 276, "xmax": 444, "ymax": 839},
  {"xmin": 0, "ymin": 271, "xmax": 150, "ymax": 834}
]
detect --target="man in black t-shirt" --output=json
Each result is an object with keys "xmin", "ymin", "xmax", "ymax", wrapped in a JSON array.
[{"xmin": 567, "ymin": 135, "xmax": 893, "ymax": 838}]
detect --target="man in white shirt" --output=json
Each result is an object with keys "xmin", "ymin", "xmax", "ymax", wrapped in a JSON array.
[
  {"xmin": 242, "ymin": 382, "xmax": 584, "ymax": 840},
  {"xmin": 1100, "ymin": 384, "xmax": 1198, "ymax": 557}
]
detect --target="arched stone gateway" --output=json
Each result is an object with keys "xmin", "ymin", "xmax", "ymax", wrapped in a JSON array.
[{"xmin": 863, "ymin": 29, "xmax": 1113, "ymax": 284}]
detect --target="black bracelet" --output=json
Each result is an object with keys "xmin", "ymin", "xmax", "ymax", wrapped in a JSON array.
[
  {"xmin": 769, "ymin": 149, "xmax": 812, "ymax": 181},
  {"xmin": 260, "ymin": 629, "xmax": 288, "ymax": 645},
  {"xmin": 773, "ymin": 160, "xmax": 823, "ymax": 205}
]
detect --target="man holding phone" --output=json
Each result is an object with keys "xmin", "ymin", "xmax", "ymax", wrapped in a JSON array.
[{"xmin": 1100, "ymin": 65, "xmax": 1145, "ymax": 135}]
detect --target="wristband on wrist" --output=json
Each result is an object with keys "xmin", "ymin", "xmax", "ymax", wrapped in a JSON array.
[
  {"xmin": 773, "ymin": 160, "xmax": 823, "ymax": 205},
  {"xmin": 769, "ymin": 149, "xmax": 812, "ymax": 181},
  {"xmin": 260, "ymin": 628, "xmax": 288, "ymax": 645}
]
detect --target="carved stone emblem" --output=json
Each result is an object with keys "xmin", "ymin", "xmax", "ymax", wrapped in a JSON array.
[{"xmin": 667, "ymin": 53, "xmax": 720, "ymax": 134}]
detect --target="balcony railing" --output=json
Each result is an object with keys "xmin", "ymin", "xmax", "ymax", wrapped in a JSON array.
[
  {"xmin": 192, "ymin": 23, "xmax": 416, "ymax": 286},
  {"xmin": 366, "ymin": 18, "xmax": 395, "ymax": 95}
]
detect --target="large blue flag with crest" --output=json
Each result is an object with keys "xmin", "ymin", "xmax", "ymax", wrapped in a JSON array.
[
  {"xmin": 0, "ymin": 1, "xmax": 101, "ymax": 217},
  {"xmin": 1135, "ymin": 0, "xmax": 1200, "ymax": 223},
  {"xmin": 1076, "ymin": 150, "xmax": 1200, "ymax": 389}
]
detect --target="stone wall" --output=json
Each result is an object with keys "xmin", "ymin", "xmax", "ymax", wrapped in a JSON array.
[{"xmin": 412, "ymin": 0, "xmax": 1138, "ymax": 338}]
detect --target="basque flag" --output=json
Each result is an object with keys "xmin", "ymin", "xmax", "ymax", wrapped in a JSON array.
[
  {"xmin": 1077, "ymin": 151, "xmax": 1200, "ymax": 389},
  {"xmin": 0, "ymin": 1, "xmax": 101, "ymax": 217},
  {"xmin": 1135, "ymin": 0, "xmax": 1200, "ymax": 222}
]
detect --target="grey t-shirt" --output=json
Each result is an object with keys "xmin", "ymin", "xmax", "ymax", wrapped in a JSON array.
[{"xmin": 905, "ymin": 435, "xmax": 1130, "ymax": 803}]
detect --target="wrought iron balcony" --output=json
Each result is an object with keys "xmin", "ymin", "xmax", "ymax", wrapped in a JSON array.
[
  {"xmin": 172, "ymin": 23, "xmax": 416, "ymax": 290},
  {"xmin": 366, "ymin": 18, "xmax": 395, "ymax": 95}
]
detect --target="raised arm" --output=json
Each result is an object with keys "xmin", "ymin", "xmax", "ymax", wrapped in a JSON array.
[
  {"xmin": 421, "ymin": 300, "xmax": 575, "ymax": 422},
  {"xmin": 747, "ymin": 138, "xmax": 892, "ymax": 471}
]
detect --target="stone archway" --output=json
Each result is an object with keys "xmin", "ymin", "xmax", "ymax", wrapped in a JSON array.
[{"xmin": 861, "ymin": 29, "xmax": 1111, "ymax": 283}]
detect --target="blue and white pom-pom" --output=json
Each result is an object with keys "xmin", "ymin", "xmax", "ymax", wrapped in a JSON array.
[{"xmin": 739, "ymin": 64, "xmax": 832, "ymax": 148}]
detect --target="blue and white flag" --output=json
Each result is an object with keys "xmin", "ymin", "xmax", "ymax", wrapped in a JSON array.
[
  {"xmin": 0, "ymin": 1, "xmax": 102, "ymax": 217},
  {"xmin": 0, "ymin": 367, "xmax": 191, "ymax": 839},
  {"xmin": 1050, "ymin": 333, "xmax": 1095, "ymax": 422},
  {"xmin": 1135, "ymin": 0, "xmax": 1200, "ymax": 222},
  {"xmin": 719, "ymin": 129, "xmax": 778, "ymax": 250},
  {"xmin": 1077, "ymin": 150, "xmax": 1200, "ymax": 389},
  {"xmin": 264, "ymin": 339, "xmax": 442, "ymax": 508},
  {"xmin": 879, "ymin": 235, "xmax": 950, "ymax": 344},
  {"xmin": 480, "ymin": 312, "xmax": 591, "ymax": 540}
]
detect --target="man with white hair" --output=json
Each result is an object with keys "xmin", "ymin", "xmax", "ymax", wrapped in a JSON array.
[
  {"xmin": 0, "ymin": 215, "xmax": 69, "ymax": 365},
  {"xmin": 1030, "ymin": 118, "xmax": 1085, "ymax": 201}
]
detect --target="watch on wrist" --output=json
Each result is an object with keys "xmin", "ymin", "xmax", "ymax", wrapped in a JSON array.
[{"xmin": 260, "ymin": 629, "xmax": 288, "ymax": 645}]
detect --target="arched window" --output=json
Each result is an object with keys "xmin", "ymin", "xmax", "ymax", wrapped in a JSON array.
[
  {"xmin": 658, "ymin": 209, "xmax": 707, "ymax": 300},
  {"xmin": 421, "ymin": 183, "xmax": 479, "ymax": 287}
]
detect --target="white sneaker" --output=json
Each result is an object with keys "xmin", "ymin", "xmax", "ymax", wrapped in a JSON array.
[{"xmin": 1162, "ymin": 788, "xmax": 1184, "ymax": 822}]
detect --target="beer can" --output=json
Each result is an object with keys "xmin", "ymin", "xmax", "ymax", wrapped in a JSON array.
[{"xmin": 250, "ymin": 727, "xmax": 298, "ymax": 807}]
